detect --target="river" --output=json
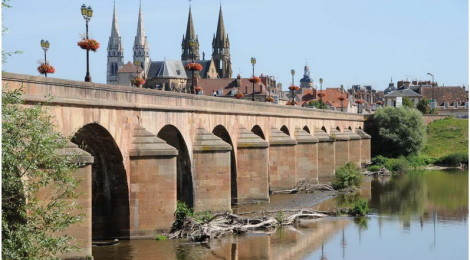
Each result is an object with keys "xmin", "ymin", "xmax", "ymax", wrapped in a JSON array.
[{"xmin": 93, "ymin": 169, "xmax": 468, "ymax": 260}]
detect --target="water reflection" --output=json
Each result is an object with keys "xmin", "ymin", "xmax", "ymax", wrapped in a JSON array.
[{"xmin": 93, "ymin": 170, "xmax": 468, "ymax": 260}]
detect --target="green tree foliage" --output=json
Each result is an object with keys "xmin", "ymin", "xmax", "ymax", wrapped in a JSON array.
[
  {"xmin": 416, "ymin": 98, "xmax": 431, "ymax": 114},
  {"xmin": 402, "ymin": 97, "xmax": 415, "ymax": 108},
  {"xmin": 372, "ymin": 107, "xmax": 426, "ymax": 157},
  {"xmin": 308, "ymin": 100, "xmax": 328, "ymax": 109},
  {"xmin": 332, "ymin": 162, "xmax": 363, "ymax": 190},
  {"xmin": 2, "ymin": 88, "xmax": 82, "ymax": 259}
]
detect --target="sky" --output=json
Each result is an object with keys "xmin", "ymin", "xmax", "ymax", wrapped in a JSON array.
[{"xmin": 2, "ymin": 0, "xmax": 468, "ymax": 90}]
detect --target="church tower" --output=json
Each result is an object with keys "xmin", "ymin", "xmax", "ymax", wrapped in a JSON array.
[
  {"xmin": 299, "ymin": 64, "xmax": 314, "ymax": 89},
  {"xmin": 212, "ymin": 6, "xmax": 232, "ymax": 78},
  {"xmin": 107, "ymin": 2, "xmax": 124, "ymax": 85},
  {"xmin": 181, "ymin": 8, "xmax": 200, "ymax": 61},
  {"xmin": 133, "ymin": 1, "xmax": 150, "ymax": 76}
]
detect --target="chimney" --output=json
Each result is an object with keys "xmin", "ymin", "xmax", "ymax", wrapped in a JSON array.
[{"xmin": 403, "ymin": 81, "xmax": 411, "ymax": 89}]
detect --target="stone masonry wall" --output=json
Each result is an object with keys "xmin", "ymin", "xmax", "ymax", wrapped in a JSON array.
[{"xmin": 236, "ymin": 148, "xmax": 269, "ymax": 204}]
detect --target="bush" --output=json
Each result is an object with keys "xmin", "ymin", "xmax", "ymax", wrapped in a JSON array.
[
  {"xmin": 367, "ymin": 165, "xmax": 382, "ymax": 172},
  {"xmin": 275, "ymin": 211, "xmax": 285, "ymax": 224},
  {"xmin": 172, "ymin": 201, "xmax": 193, "ymax": 231},
  {"xmin": 371, "ymin": 155, "xmax": 387, "ymax": 166},
  {"xmin": 371, "ymin": 107, "xmax": 426, "ymax": 157},
  {"xmin": 435, "ymin": 152, "xmax": 468, "ymax": 166},
  {"xmin": 155, "ymin": 235, "xmax": 167, "ymax": 241},
  {"xmin": 350, "ymin": 198, "xmax": 370, "ymax": 216},
  {"xmin": 332, "ymin": 162, "xmax": 363, "ymax": 190},
  {"xmin": 193, "ymin": 211, "xmax": 214, "ymax": 222},
  {"xmin": 406, "ymin": 154, "xmax": 436, "ymax": 168},
  {"xmin": 384, "ymin": 157, "xmax": 409, "ymax": 174}
]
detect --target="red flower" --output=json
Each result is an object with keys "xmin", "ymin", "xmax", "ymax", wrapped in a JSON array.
[
  {"xmin": 185, "ymin": 63, "xmax": 203, "ymax": 71},
  {"xmin": 265, "ymin": 96, "xmax": 274, "ymax": 102},
  {"xmin": 356, "ymin": 99, "xmax": 365, "ymax": 104},
  {"xmin": 131, "ymin": 77, "xmax": 146, "ymax": 87},
  {"xmin": 288, "ymin": 85, "xmax": 300, "ymax": 91},
  {"xmin": 78, "ymin": 39, "xmax": 100, "ymax": 52},
  {"xmin": 37, "ymin": 63, "xmax": 55, "ymax": 74},
  {"xmin": 235, "ymin": 92, "xmax": 244, "ymax": 99},
  {"xmin": 194, "ymin": 86, "xmax": 203, "ymax": 92},
  {"xmin": 249, "ymin": 76, "xmax": 261, "ymax": 83},
  {"xmin": 376, "ymin": 101, "xmax": 383, "ymax": 105}
]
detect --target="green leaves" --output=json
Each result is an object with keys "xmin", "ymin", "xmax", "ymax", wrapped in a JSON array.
[
  {"xmin": 332, "ymin": 162, "xmax": 363, "ymax": 190},
  {"xmin": 2, "ymin": 87, "xmax": 81, "ymax": 259}
]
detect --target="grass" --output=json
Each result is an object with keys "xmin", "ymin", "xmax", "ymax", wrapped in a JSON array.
[{"xmin": 422, "ymin": 118, "xmax": 468, "ymax": 158}]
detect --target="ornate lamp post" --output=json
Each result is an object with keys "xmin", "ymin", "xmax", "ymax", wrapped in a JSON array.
[
  {"xmin": 251, "ymin": 57, "xmax": 256, "ymax": 101},
  {"xmin": 319, "ymin": 77, "xmax": 324, "ymax": 104},
  {"xmin": 40, "ymin": 39, "xmax": 50, "ymax": 77},
  {"xmin": 427, "ymin": 72, "xmax": 435, "ymax": 108},
  {"xmin": 290, "ymin": 69, "xmax": 295, "ymax": 104},
  {"xmin": 81, "ymin": 4, "xmax": 93, "ymax": 82},
  {"xmin": 189, "ymin": 40, "xmax": 197, "ymax": 94},
  {"xmin": 339, "ymin": 84, "xmax": 345, "ymax": 112}
]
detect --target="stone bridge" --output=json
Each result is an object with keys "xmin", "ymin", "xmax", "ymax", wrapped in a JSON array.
[{"xmin": 3, "ymin": 72, "xmax": 371, "ymax": 259}]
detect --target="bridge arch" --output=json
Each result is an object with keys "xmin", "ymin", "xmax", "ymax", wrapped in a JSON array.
[
  {"xmin": 321, "ymin": 126, "xmax": 328, "ymax": 133},
  {"xmin": 71, "ymin": 123, "xmax": 130, "ymax": 240},
  {"xmin": 157, "ymin": 125, "xmax": 194, "ymax": 208},
  {"xmin": 251, "ymin": 125, "xmax": 266, "ymax": 140},
  {"xmin": 212, "ymin": 125, "xmax": 238, "ymax": 205},
  {"xmin": 280, "ymin": 125, "xmax": 290, "ymax": 136},
  {"xmin": 303, "ymin": 126, "xmax": 310, "ymax": 133}
]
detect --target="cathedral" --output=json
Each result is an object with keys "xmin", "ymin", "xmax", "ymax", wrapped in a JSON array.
[{"xmin": 106, "ymin": 2, "xmax": 232, "ymax": 89}]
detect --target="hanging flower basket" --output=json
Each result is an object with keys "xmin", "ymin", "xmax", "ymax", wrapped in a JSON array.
[
  {"xmin": 318, "ymin": 92, "xmax": 326, "ymax": 98},
  {"xmin": 249, "ymin": 76, "xmax": 261, "ymax": 83},
  {"xmin": 356, "ymin": 99, "xmax": 365, "ymax": 104},
  {"xmin": 77, "ymin": 39, "xmax": 100, "ymax": 52},
  {"xmin": 288, "ymin": 85, "xmax": 300, "ymax": 91},
  {"xmin": 131, "ymin": 77, "xmax": 146, "ymax": 87},
  {"xmin": 185, "ymin": 63, "xmax": 203, "ymax": 71},
  {"xmin": 194, "ymin": 86, "xmax": 203, "ymax": 92},
  {"xmin": 265, "ymin": 96, "xmax": 274, "ymax": 102},
  {"xmin": 338, "ymin": 96, "xmax": 346, "ymax": 101},
  {"xmin": 376, "ymin": 101, "xmax": 383, "ymax": 105},
  {"xmin": 234, "ymin": 92, "xmax": 244, "ymax": 99},
  {"xmin": 37, "ymin": 63, "xmax": 55, "ymax": 74},
  {"xmin": 286, "ymin": 100, "xmax": 297, "ymax": 106}
]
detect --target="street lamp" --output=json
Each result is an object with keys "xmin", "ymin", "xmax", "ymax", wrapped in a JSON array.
[
  {"xmin": 319, "ymin": 78, "xmax": 324, "ymax": 103},
  {"xmin": 81, "ymin": 4, "xmax": 93, "ymax": 82},
  {"xmin": 189, "ymin": 40, "xmax": 197, "ymax": 94},
  {"xmin": 339, "ymin": 84, "xmax": 345, "ymax": 112},
  {"xmin": 40, "ymin": 39, "xmax": 50, "ymax": 77},
  {"xmin": 251, "ymin": 57, "xmax": 256, "ymax": 101},
  {"xmin": 427, "ymin": 72, "xmax": 435, "ymax": 108},
  {"xmin": 291, "ymin": 69, "xmax": 295, "ymax": 104}
]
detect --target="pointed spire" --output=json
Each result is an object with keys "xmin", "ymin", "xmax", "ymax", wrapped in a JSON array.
[
  {"xmin": 215, "ymin": 5, "xmax": 226, "ymax": 43},
  {"xmin": 134, "ymin": 0, "xmax": 147, "ymax": 47},
  {"xmin": 110, "ymin": 0, "xmax": 120, "ymax": 38},
  {"xmin": 186, "ymin": 7, "xmax": 196, "ymax": 41}
]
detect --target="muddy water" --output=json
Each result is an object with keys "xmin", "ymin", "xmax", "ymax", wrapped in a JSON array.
[{"xmin": 93, "ymin": 169, "xmax": 468, "ymax": 260}]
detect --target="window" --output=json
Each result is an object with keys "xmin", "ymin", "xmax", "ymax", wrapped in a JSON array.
[{"xmin": 176, "ymin": 70, "xmax": 181, "ymax": 75}]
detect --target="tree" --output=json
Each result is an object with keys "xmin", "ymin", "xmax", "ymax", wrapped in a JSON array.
[
  {"xmin": 402, "ymin": 97, "xmax": 415, "ymax": 108},
  {"xmin": 2, "ymin": 88, "xmax": 82, "ymax": 259},
  {"xmin": 308, "ymin": 100, "xmax": 328, "ymax": 109},
  {"xmin": 416, "ymin": 98, "xmax": 431, "ymax": 114},
  {"xmin": 371, "ymin": 107, "xmax": 426, "ymax": 157}
]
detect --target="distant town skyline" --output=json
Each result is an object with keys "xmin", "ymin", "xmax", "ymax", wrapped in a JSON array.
[{"xmin": 2, "ymin": 0, "xmax": 468, "ymax": 90}]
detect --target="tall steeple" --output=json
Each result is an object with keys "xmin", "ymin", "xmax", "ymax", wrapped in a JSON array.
[
  {"xmin": 181, "ymin": 7, "xmax": 200, "ymax": 61},
  {"xmin": 107, "ymin": 1, "xmax": 124, "ymax": 85},
  {"xmin": 212, "ymin": 5, "xmax": 232, "ymax": 78},
  {"xmin": 133, "ymin": 0, "xmax": 150, "ymax": 76}
]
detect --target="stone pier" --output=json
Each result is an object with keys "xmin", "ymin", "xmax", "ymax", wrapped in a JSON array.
[
  {"xmin": 269, "ymin": 128, "xmax": 297, "ymax": 190},
  {"xmin": 294, "ymin": 127, "xmax": 319, "ymax": 182},
  {"xmin": 315, "ymin": 128, "xmax": 336, "ymax": 179},
  {"xmin": 356, "ymin": 128, "xmax": 372, "ymax": 164},
  {"xmin": 331, "ymin": 128, "xmax": 350, "ymax": 170},
  {"xmin": 344, "ymin": 128, "xmax": 362, "ymax": 167}
]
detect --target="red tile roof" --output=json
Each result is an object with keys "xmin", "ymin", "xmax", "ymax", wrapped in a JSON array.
[
  {"xmin": 197, "ymin": 78, "xmax": 267, "ymax": 96},
  {"xmin": 420, "ymin": 86, "xmax": 468, "ymax": 105},
  {"xmin": 117, "ymin": 61, "xmax": 143, "ymax": 73},
  {"xmin": 301, "ymin": 88, "xmax": 350, "ymax": 108}
]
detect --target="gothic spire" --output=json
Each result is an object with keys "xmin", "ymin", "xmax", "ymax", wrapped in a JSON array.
[
  {"xmin": 185, "ymin": 7, "xmax": 196, "ymax": 41},
  {"xmin": 215, "ymin": 5, "xmax": 226, "ymax": 43},
  {"xmin": 110, "ymin": 0, "xmax": 120, "ymax": 38},
  {"xmin": 134, "ymin": 0, "xmax": 147, "ymax": 48}
]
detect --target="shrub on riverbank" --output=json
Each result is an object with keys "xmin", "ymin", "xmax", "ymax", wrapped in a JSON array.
[
  {"xmin": 435, "ymin": 152, "xmax": 468, "ymax": 166},
  {"xmin": 333, "ymin": 162, "xmax": 363, "ymax": 190},
  {"xmin": 350, "ymin": 198, "xmax": 370, "ymax": 216}
]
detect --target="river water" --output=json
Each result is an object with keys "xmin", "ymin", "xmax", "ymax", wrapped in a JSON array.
[{"xmin": 93, "ymin": 169, "xmax": 468, "ymax": 260}]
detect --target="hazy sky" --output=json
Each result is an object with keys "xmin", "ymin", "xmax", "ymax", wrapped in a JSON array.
[{"xmin": 2, "ymin": 0, "xmax": 468, "ymax": 90}]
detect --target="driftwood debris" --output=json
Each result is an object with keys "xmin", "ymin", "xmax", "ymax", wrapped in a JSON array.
[
  {"xmin": 271, "ymin": 180, "xmax": 335, "ymax": 194},
  {"xmin": 168, "ymin": 210, "xmax": 329, "ymax": 242}
]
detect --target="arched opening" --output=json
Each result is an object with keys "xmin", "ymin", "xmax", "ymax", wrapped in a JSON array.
[
  {"xmin": 303, "ymin": 126, "xmax": 310, "ymax": 133},
  {"xmin": 251, "ymin": 125, "xmax": 266, "ymax": 140},
  {"xmin": 321, "ymin": 126, "xmax": 327, "ymax": 133},
  {"xmin": 280, "ymin": 125, "xmax": 290, "ymax": 136},
  {"xmin": 71, "ymin": 123, "xmax": 129, "ymax": 240},
  {"xmin": 348, "ymin": 126, "xmax": 353, "ymax": 130},
  {"xmin": 157, "ymin": 125, "xmax": 193, "ymax": 208},
  {"xmin": 336, "ymin": 126, "xmax": 341, "ymax": 132},
  {"xmin": 212, "ymin": 125, "xmax": 237, "ymax": 205}
]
